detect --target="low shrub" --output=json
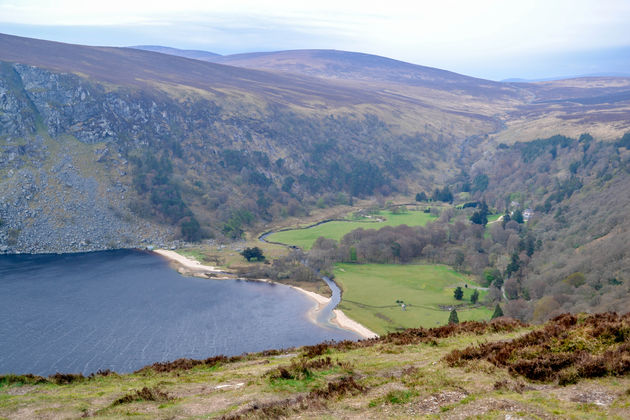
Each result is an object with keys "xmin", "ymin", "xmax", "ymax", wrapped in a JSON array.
[
  {"xmin": 112, "ymin": 386, "xmax": 171, "ymax": 406},
  {"xmin": 445, "ymin": 312, "xmax": 630, "ymax": 384}
]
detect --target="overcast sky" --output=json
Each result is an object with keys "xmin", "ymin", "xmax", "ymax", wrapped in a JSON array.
[{"xmin": 1, "ymin": 0, "xmax": 629, "ymax": 80}]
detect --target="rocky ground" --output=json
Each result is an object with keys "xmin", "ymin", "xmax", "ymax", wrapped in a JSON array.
[
  {"xmin": 0, "ymin": 133, "xmax": 175, "ymax": 254},
  {"xmin": 0, "ymin": 63, "xmax": 178, "ymax": 254}
]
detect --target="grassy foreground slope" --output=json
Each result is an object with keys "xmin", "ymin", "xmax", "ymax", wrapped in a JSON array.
[
  {"xmin": 2, "ymin": 314, "xmax": 630, "ymax": 419},
  {"xmin": 266, "ymin": 210, "xmax": 436, "ymax": 250},
  {"xmin": 335, "ymin": 263, "xmax": 491, "ymax": 335}
]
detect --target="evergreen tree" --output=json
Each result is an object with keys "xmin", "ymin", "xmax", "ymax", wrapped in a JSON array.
[
  {"xmin": 479, "ymin": 200, "xmax": 489, "ymax": 217},
  {"xmin": 470, "ymin": 200, "xmax": 490, "ymax": 226},
  {"xmin": 442, "ymin": 186, "xmax": 453, "ymax": 203},
  {"xmin": 470, "ymin": 211, "xmax": 488, "ymax": 226},
  {"xmin": 415, "ymin": 191, "xmax": 428, "ymax": 202},
  {"xmin": 513, "ymin": 208, "xmax": 524, "ymax": 224},
  {"xmin": 491, "ymin": 304, "xmax": 504, "ymax": 319},
  {"xmin": 453, "ymin": 286, "xmax": 464, "ymax": 300},
  {"xmin": 448, "ymin": 308, "xmax": 459, "ymax": 324},
  {"xmin": 470, "ymin": 289, "xmax": 479, "ymax": 304},
  {"xmin": 472, "ymin": 173, "xmax": 489, "ymax": 192},
  {"xmin": 506, "ymin": 253, "xmax": 521, "ymax": 277},
  {"xmin": 432, "ymin": 186, "xmax": 453, "ymax": 203}
]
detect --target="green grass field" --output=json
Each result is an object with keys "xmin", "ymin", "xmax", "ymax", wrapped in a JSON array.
[
  {"xmin": 484, "ymin": 213, "xmax": 502, "ymax": 238},
  {"xmin": 267, "ymin": 210, "xmax": 436, "ymax": 250},
  {"xmin": 487, "ymin": 213, "xmax": 502, "ymax": 223},
  {"xmin": 334, "ymin": 263, "xmax": 492, "ymax": 335}
]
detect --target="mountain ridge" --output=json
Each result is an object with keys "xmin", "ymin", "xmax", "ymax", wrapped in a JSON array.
[{"xmin": 131, "ymin": 45, "xmax": 222, "ymax": 61}]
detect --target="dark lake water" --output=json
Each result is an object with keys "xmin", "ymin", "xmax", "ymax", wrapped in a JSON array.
[{"xmin": 0, "ymin": 249, "xmax": 358, "ymax": 376}]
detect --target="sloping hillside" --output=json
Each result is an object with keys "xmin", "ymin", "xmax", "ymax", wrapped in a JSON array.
[
  {"xmin": 0, "ymin": 33, "xmax": 508, "ymax": 253},
  {"xmin": 207, "ymin": 49, "xmax": 630, "ymax": 143},
  {"xmin": 1, "ymin": 33, "xmax": 630, "ymax": 254},
  {"xmin": 1, "ymin": 314, "xmax": 629, "ymax": 418}
]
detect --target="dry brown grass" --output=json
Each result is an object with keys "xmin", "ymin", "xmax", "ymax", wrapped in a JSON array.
[
  {"xmin": 445, "ymin": 313, "xmax": 630, "ymax": 384},
  {"xmin": 219, "ymin": 376, "xmax": 366, "ymax": 420},
  {"xmin": 112, "ymin": 386, "xmax": 172, "ymax": 406}
]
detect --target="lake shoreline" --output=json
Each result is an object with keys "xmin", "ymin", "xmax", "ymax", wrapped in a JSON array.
[{"xmin": 153, "ymin": 249, "xmax": 378, "ymax": 339}]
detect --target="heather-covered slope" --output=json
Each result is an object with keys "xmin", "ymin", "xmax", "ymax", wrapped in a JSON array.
[
  {"xmin": 0, "ymin": 33, "xmax": 509, "ymax": 253},
  {"xmin": 1, "ymin": 314, "xmax": 629, "ymax": 419},
  {"xmin": 208, "ymin": 48, "xmax": 630, "ymax": 142},
  {"xmin": 209, "ymin": 49, "xmax": 515, "ymax": 96}
]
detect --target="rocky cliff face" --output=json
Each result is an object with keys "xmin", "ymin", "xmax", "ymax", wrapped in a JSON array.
[
  {"xmin": 0, "ymin": 63, "xmax": 176, "ymax": 253},
  {"xmin": 10, "ymin": 63, "xmax": 179, "ymax": 144}
]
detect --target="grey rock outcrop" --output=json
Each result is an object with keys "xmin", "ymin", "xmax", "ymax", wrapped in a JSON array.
[{"xmin": 0, "ymin": 63, "xmax": 178, "ymax": 254}]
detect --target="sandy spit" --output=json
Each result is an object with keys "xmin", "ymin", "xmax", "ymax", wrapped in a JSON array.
[
  {"xmin": 331, "ymin": 309, "xmax": 379, "ymax": 339},
  {"xmin": 153, "ymin": 249, "xmax": 229, "ymax": 278}
]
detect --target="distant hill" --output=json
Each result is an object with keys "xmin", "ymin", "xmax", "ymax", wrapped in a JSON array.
[
  {"xmin": 130, "ymin": 45, "xmax": 221, "ymax": 61},
  {"xmin": 0, "ymin": 33, "xmax": 387, "ymax": 107},
  {"xmin": 503, "ymin": 72, "xmax": 630, "ymax": 82},
  {"xmin": 208, "ymin": 49, "xmax": 512, "ymax": 98}
]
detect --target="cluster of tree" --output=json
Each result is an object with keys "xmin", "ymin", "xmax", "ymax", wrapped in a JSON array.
[
  {"xmin": 236, "ymin": 249, "xmax": 321, "ymax": 286},
  {"xmin": 129, "ymin": 151, "xmax": 202, "ymax": 242},
  {"xmin": 222, "ymin": 209, "xmax": 255, "ymax": 239},
  {"xmin": 415, "ymin": 191, "xmax": 428, "ymax": 202},
  {"xmin": 459, "ymin": 132, "xmax": 630, "ymax": 321},
  {"xmin": 241, "ymin": 247, "xmax": 265, "ymax": 262},
  {"xmin": 469, "ymin": 201, "xmax": 490, "ymax": 226},
  {"xmin": 449, "ymin": 299, "xmax": 500, "ymax": 325},
  {"xmin": 309, "ymin": 208, "xmax": 540, "ymax": 307},
  {"xmin": 514, "ymin": 134, "xmax": 574, "ymax": 163},
  {"xmin": 452, "ymin": 283, "xmax": 478, "ymax": 302},
  {"xmin": 432, "ymin": 186, "xmax": 453, "ymax": 203},
  {"xmin": 472, "ymin": 173, "xmax": 489, "ymax": 192}
]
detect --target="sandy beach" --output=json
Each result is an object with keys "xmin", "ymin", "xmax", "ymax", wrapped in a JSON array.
[
  {"xmin": 331, "ymin": 309, "xmax": 379, "ymax": 339},
  {"xmin": 153, "ymin": 249, "xmax": 229, "ymax": 278},
  {"xmin": 288, "ymin": 286, "xmax": 378, "ymax": 339},
  {"xmin": 153, "ymin": 248, "xmax": 378, "ymax": 339}
]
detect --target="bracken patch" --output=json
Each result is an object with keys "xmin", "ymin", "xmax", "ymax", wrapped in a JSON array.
[
  {"xmin": 49, "ymin": 373, "xmax": 86, "ymax": 385},
  {"xmin": 135, "ymin": 355, "xmax": 242, "ymax": 374},
  {"xmin": 445, "ymin": 312, "xmax": 630, "ymax": 384},
  {"xmin": 0, "ymin": 374, "xmax": 48, "ymax": 387},
  {"xmin": 268, "ymin": 356, "xmax": 351, "ymax": 381},
  {"xmin": 112, "ymin": 386, "xmax": 172, "ymax": 406},
  {"xmin": 220, "ymin": 376, "xmax": 366, "ymax": 419}
]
